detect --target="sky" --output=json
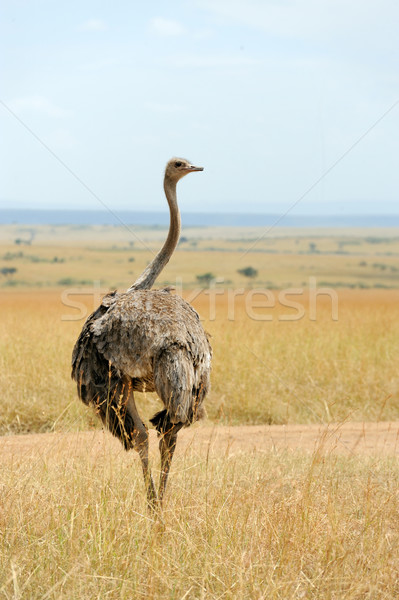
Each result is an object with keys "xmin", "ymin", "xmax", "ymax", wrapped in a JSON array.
[{"xmin": 1, "ymin": 0, "xmax": 398, "ymax": 215}]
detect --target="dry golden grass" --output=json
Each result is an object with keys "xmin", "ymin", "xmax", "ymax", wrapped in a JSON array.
[
  {"xmin": 209, "ymin": 289, "xmax": 399, "ymax": 425},
  {"xmin": 1, "ymin": 229, "xmax": 399, "ymax": 598},
  {"xmin": 1, "ymin": 288, "xmax": 398, "ymax": 434},
  {"xmin": 1, "ymin": 429, "xmax": 399, "ymax": 599},
  {"xmin": 1, "ymin": 225, "xmax": 399, "ymax": 289}
]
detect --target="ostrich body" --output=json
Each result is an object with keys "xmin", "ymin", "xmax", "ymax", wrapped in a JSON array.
[{"xmin": 72, "ymin": 158, "xmax": 211, "ymax": 506}]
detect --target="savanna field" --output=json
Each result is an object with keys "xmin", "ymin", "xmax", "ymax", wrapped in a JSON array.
[{"xmin": 1, "ymin": 225, "xmax": 399, "ymax": 598}]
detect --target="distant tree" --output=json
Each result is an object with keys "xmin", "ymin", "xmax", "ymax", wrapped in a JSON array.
[
  {"xmin": 196, "ymin": 272, "xmax": 216, "ymax": 285},
  {"xmin": 237, "ymin": 266, "xmax": 258, "ymax": 279},
  {"xmin": 1, "ymin": 267, "xmax": 17, "ymax": 276},
  {"xmin": 14, "ymin": 237, "xmax": 32, "ymax": 246},
  {"xmin": 308, "ymin": 242, "xmax": 318, "ymax": 253},
  {"xmin": 179, "ymin": 236, "xmax": 188, "ymax": 245}
]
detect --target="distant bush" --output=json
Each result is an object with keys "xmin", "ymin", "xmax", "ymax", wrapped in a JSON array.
[
  {"xmin": 196, "ymin": 272, "xmax": 216, "ymax": 285},
  {"xmin": 58, "ymin": 278, "xmax": 75, "ymax": 286},
  {"xmin": 365, "ymin": 237, "xmax": 387, "ymax": 244},
  {"xmin": 128, "ymin": 257, "xmax": 135, "ymax": 262},
  {"xmin": 3, "ymin": 279, "xmax": 20, "ymax": 287},
  {"xmin": 2, "ymin": 252, "xmax": 64, "ymax": 264},
  {"xmin": 14, "ymin": 238, "xmax": 31, "ymax": 245},
  {"xmin": 30, "ymin": 255, "xmax": 65, "ymax": 263},
  {"xmin": 2, "ymin": 252, "xmax": 23, "ymax": 260},
  {"xmin": 57, "ymin": 277, "xmax": 92, "ymax": 286},
  {"xmin": 1, "ymin": 267, "xmax": 17, "ymax": 276},
  {"xmin": 237, "ymin": 266, "xmax": 258, "ymax": 279}
]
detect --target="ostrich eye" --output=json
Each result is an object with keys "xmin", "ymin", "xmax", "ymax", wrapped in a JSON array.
[{"xmin": 175, "ymin": 161, "xmax": 182, "ymax": 168}]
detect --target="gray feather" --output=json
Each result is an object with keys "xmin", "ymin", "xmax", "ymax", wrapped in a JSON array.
[{"xmin": 71, "ymin": 289, "xmax": 212, "ymax": 444}]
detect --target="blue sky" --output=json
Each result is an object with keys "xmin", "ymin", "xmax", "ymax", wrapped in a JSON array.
[{"xmin": 1, "ymin": 0, "xmax": 398, "ymax": 215}]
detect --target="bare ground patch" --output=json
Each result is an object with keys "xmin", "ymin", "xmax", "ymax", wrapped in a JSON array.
[{"xmin": 2, "ymin": 421, "xmax": 399, "ymax": 464}]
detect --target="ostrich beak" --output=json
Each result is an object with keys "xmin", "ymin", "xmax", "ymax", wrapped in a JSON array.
[{"xmin": 186, "ymin": 165, "xmax": 204, "ymax": 172}]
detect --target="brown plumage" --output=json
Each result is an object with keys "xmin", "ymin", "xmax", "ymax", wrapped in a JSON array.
[{"xmin": 71, "ymin": 158, "xmax": 212, "ymax": 507}]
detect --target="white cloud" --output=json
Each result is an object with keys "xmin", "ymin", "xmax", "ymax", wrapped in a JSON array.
[
  {"xmin": 11, "ymin": 96, "xmax": 72, "ymax": 118},
  {"xmin": 149, "ymin": 17, "xmax": 186, "ymax": 36},
  {"xmin": 78, "ymin": 18, "xmax": 107, "ymax": 32}
]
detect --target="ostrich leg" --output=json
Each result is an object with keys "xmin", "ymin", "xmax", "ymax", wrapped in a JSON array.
[
  {"xmin": 125, "ymin": 389, "xmax": 157, "ymax": 509},
  {"xmin": 158, "ymin": 420, "xmax": 183, "ymax": 502}
]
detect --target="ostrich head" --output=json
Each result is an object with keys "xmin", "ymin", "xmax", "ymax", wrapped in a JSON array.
[{"xmin": 165, "ymin": 157, "xmax": 204, "ymax": 183}]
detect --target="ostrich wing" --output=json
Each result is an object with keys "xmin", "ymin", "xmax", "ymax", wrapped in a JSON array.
[{"xmin": 74, "ymin": 289, "xmax": 211, "ymax": 384}]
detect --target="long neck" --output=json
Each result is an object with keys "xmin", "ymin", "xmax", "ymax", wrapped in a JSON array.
[{"xmin": 128, "ymin": 177, "xmax": 180, "ymax": 291}]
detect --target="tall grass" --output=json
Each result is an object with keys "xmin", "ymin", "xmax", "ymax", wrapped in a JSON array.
[
  {"xmin": 209, "ymin": 289, "xmax": 399, "ymax": 425},
  {"xmin": 1, "ymin": 286, "xmax": 399, "ymax": 598},
  {"xmin": 1, "ymin": 431, "xmax": 399, "ymax": 599},
  {"xmin": 1, "ymin": 289, "xmax": 398, "ymax": 434}
]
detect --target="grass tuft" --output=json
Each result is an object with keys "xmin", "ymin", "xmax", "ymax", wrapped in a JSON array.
[{"xmin": 1, "ymin": 433, "xmax": 399, "ymax": 598}]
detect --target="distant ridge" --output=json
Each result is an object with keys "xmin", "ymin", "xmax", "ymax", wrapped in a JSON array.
[{"xmin": 1, "ymin": 209, "xmax": 399, "ymax": 228}]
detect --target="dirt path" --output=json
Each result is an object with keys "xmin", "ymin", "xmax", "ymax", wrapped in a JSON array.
[{"xmin": 1, "ymin": 422, "xmax": 399, "ymax": 462}]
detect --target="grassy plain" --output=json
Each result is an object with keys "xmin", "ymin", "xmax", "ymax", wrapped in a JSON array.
[
  {"xmin": 1, "ymin": 288, "xmax": 399, "ymax": 434},
  {"xmin": 1, "ymin": 225, "xmax": 399, "ymax": 598},
  {"xmin": 1, "ymin": 224, "xmax": 398, "ymax": 431},
  {"xmin": 1, "ymin": 429, "xmax": 399, "ymax": 599},
  {"xmin": 1, "ymin": 224, "xmax": 399, "ymax": 289}
]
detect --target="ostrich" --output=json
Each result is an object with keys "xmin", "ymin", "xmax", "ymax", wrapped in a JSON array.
[{"xmin": 71, "ymin": 158, "xmax": 212, "ymax": 507}]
